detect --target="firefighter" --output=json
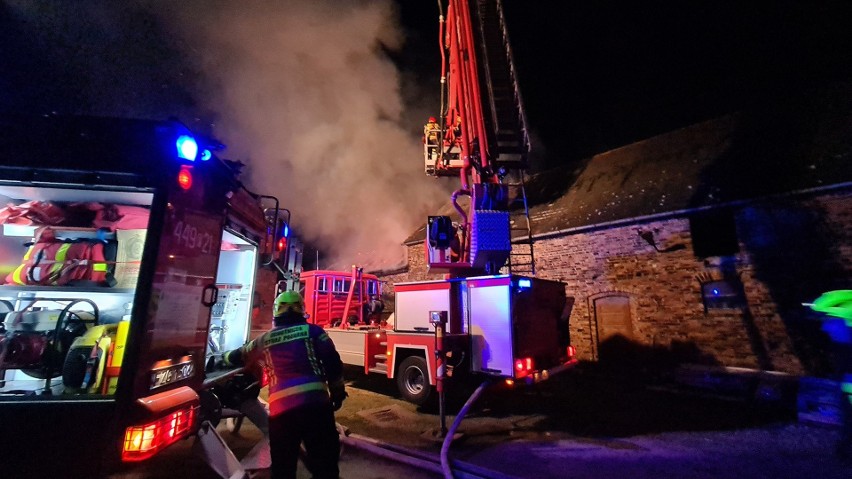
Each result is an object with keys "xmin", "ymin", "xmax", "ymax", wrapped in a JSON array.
[
  {"xmin": 366, "ymin": 294, "xmax": 385, "ymax": 326},
  {"xmin": 222, "ymin": 290, "xmax": 346, "ymax": 479},
  {"xmin": 449, "ymin": 222, "xmax": 463, "ymax": 262},
  {"xmin": 424, "ymin": 116, "xmax": 439, "ymax": 145}
]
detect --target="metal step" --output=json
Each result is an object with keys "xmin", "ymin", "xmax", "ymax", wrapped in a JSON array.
[{"xmin": 368, "ymin": 365, "xmax": 387, "ymax": 375}]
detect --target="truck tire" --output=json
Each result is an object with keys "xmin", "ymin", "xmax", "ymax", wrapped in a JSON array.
[{"xmin": 396, "ymin": 356, "xmax": 433, "ymax": 405}]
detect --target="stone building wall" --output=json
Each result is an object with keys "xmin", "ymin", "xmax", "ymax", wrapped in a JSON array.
[{"xmin": 379, "ymin": 190, "xmax": 852, "ymax": 376}]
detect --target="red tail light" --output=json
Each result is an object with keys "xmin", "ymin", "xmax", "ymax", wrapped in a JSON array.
[
  {"xmin": 567, "ymin": 345, "xmax": 576, "ymax": 358},
  {"xmin": 122, "ymin": 406, "xmax": 196, "ymax": 462},
  {"xmin": 514, "ymin": 357, "xmax": 534, "ymax": 378}
]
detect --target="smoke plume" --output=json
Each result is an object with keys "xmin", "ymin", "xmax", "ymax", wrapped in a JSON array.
[
  {"xmin": 2, "ymin": 0, "xmax": 449, "ymax": 271},
  {"xmin": 163, "ymin": 0, "xmax": 448, "ymax": 271}
]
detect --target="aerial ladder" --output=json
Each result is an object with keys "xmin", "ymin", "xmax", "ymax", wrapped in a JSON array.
[{"xmin": 424, "ymin": 0, "xmax": 535, "ymax": 276}]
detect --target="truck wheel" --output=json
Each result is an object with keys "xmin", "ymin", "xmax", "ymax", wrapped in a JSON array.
[{"xmin": 397, "ymin": 356, "xmax": 432, "ymax": 405}]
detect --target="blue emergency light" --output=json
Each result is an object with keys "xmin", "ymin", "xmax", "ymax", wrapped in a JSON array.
[
  {"xmin": 517, "ymin": 278, "xmax": 532, "ymax": 289},
  {"xmin": 176, "ymin": 135, "xmax": 198, "ymax": 161},
  {"xmin": 200, "ymin": 149, "xmax": 212, "ymax": 161}
]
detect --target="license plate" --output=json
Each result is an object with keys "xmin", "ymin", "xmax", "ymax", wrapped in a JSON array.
[{"xmin": 150, "ymin": 360, "xmax": 196, "ymax": 390}]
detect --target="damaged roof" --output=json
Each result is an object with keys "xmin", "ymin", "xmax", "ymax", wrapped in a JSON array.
[{"xmin": 405, "ymin": 83, "xmax": 852, "ymax": 244}]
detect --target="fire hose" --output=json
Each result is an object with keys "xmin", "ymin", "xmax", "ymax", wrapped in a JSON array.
[
  {"xmin": 440, "ymin": 379, "xmax": 490, "ymax": 479},
  {"xmin": 338, "ymin": 378, "xmax": 520, "ymax": 479}
]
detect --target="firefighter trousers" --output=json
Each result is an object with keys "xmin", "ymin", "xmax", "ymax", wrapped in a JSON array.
[{"xmin": 269, "ymin": 402, "xmax": 340, "ymax": 479}]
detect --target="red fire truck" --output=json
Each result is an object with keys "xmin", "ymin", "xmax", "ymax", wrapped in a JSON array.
[
  {"xmin": 0, "ymin": 114, "xmax": 288, "ymax": 476},
  {"xmin": 300, "ymin": 268, "xmax": 575, "ymax": 405},
  {"xmin": 292, "ymin": 0, "xmax": 578, "ymax": 405}
]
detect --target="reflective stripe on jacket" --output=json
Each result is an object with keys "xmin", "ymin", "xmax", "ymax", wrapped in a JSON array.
[{"xmin": 228, "ymin": 320, "xmax": 343, "ymax": 416}]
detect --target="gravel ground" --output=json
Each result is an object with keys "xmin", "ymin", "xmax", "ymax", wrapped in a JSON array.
[{"xmin": 333, "ymin": 365, "xmax": 852, "ymax": 479}]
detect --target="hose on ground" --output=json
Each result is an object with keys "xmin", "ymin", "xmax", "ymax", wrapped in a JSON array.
[
  {"xmin": 339, "ymin": 433, "xmax": 445, "ymax": 475},
  {"xmin": 441, "ymin": 379, "xmax": 490, "ymax": 479}
]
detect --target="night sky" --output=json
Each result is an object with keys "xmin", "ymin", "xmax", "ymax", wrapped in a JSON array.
[
  {"xmin": 3, "ymin": 1, "xmax": 852, "ymax": 171},
  {"xmin": 396, "ymin": 0, "xmax": 852, "ymax": 170},
  {"xmin": 2, "ymin": 1, "xmax": 852, "ymax": 267}
]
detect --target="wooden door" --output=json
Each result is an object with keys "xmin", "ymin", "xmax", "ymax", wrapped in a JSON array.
[{"xmin": 594, "ymin": 295, "xmax": 633, "ymax": 363}]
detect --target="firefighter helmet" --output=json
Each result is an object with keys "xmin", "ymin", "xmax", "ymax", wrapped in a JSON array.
[
  {"xmin": 274, "ymin": 290, "xmax": 304, "ymax": 316},
  {"xmin": 428, "ymin": 116, "xmax": 437, "ymax": 123}
]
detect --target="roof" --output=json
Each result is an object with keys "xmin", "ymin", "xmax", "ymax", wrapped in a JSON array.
[{"xmin": 405, "ymin": 83, "xmax": 852, "ymax": 244}]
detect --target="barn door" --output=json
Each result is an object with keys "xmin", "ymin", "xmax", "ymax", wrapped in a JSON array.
[{"xmin": 594, "ymin": 295, "xmax": 633, "ymax": 363}]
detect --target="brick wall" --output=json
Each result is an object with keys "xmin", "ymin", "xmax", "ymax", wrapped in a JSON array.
[{"xmin": 379, "ymin": 190, "xmax": 852, "ymax": 376}]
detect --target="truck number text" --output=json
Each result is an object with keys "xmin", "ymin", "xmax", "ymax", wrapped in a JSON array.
[{"xmin": 173, "ymin": 220, "xmax": 214, "ymax": 254}]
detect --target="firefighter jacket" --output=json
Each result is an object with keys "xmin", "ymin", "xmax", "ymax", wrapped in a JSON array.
[{"xmin": 223, "ymin": 313, "xmax": 344, "ymax": 417}]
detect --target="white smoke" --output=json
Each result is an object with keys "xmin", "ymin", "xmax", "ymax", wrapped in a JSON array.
[
  {"xmin": 163, "ymin": 0, "xmax": 449, "ymax": 270},
  {"xmin": 3, "ymin": 0, "xmax": 450, "ymax": 271}
]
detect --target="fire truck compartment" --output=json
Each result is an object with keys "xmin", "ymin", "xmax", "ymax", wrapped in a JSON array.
[
  {"xmin": 207, "ymin": 229, "xmax": 260, "ymax": 357},
  {"xmin": 0, "ymin": 184, "xmax": 153, "ymax": 397},
  {"xmin": 1, "ymin": 171, "xmax": 262, "ymax": 399},
  {"xmin": 326, "ymin": 328, "xmax": 373, "ymax": 367},
  {"xmin": 468, "ymin": 275, "xmax": 567, "ymax": 377}
]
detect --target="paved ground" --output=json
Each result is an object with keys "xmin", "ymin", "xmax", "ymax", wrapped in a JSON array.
[
  {"xmin": 123, "ymin": 364, "xmax": 852, "ymax": 478},
  {"xmin": 115, "ymin": 431, "xmax": 444, "ymax": 479},
  {"xmin": 335, "ymin": 365, "xmax": 851, "ymax": 479}
]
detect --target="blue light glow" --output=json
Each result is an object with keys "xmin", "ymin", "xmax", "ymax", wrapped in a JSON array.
[
  {"xmin": 200, "ymin": 149, "xmax": 212, "ymax": 161},
  {"xmin": 176, "ymin": 135, "xmax": 198, "ymax": 161},
  {"xmin": 282, "ymin": 224, "xmax": 289, "ymax": 237},
  {"xmin": 712, "ymin": 288, "xmax": 720, "ymax": 296},
  {"xmin": 518, "ymin": 278, "xmax": 531, "ymax": 289}
]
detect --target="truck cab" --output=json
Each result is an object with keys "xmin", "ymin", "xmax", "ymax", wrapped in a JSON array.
[{"xmin": 298, "ymin": 268, "xmax": 383, "ymax": 328}]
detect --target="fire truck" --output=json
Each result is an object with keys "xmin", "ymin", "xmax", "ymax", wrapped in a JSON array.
[
  {"xmin": 297, "ymin": 266, "xmax": 574, "ymax": 405},
  {"xmin": 292, "ymin": 0, "xmax": 577, "ymax": 406},
  {"xmin": 0, "ymin": 113, "xmax": 290, "ymax": 476}
]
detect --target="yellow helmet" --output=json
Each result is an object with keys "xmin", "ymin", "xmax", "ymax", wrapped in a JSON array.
[{"xmin": 274, "ymin": 290, "xmax": 304, "ymax": 316}]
